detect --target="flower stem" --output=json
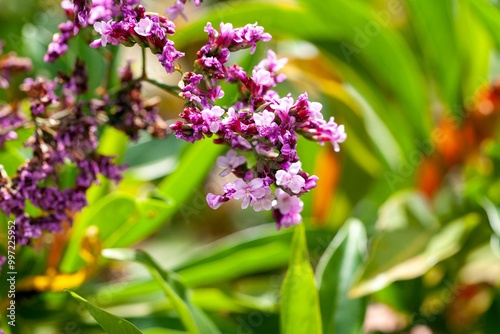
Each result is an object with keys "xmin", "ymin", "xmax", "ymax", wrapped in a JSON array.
[
  {"xmin": 141, "ymin": 47, "xmax": 147, "ymax": 79},
  {"xmin": 144, "ymin": 78, "xmax": 181, "ymax": 96}
]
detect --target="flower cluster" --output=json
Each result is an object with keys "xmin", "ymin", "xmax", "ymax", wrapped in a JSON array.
[
  {"xmin": 45, "ymin": 0, "xmax": 132, "ymax": 62},
  {"xmin": 170, "ymin": 23, "xmax": 346, "ymax": 228},
  {"xmin": 0, "ymin": 61, "xmax": 123, "ymax": 244},
  {"xmin": 0, "ymin": 43, "xmax": 33, "ymax": 147},
  {"xmin": 0, "ymin": 56, "xmax": 168, "ymax": 245},
  {"xmin": 2, "ymin": 0, "xmax": 346, "ymax": 244},
  {"xmin": 87, "ymin": 2, "xmax": 184, "ymax": 73}
]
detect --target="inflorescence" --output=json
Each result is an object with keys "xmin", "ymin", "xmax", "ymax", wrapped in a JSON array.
[{"xmin": 0, "ymin": 0, "xmax": 345, "ymax": 245}]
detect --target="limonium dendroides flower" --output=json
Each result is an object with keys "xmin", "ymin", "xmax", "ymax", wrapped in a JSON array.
[{"xmin": 0, "ymin": 0, "xmax": 346, "ymax": 245}]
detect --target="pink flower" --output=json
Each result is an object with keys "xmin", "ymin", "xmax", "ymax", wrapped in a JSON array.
[
  {"xmin": 92, "ymin": 20, "xmax": 119, "ymax": 47},
  {"xmin": 216, "ymin": 150, "xmax": 246, "ymax": 177},
  {"xmin": 206, "ymin": 193, "xmax": 225, "ymax": 209},
  {"xmin": 252, "ymin": 188, "xmax": 274, "ymax": 212},
  {"xmin": 201, "ymin": 106, "xmax": 225, "ymax": 133},
  {"xmin": 275, "ymin": 162, "xmax": 305, "ymax": 194},
  {"xmin": 166, "ymin": 0, "xmax": 187, "ymax": 21},
  {"xmin": 273, "ymin": 189, "xmax": 303, "ymax": 229},
  {"xmin": 233, "ymin": 178, "xmax": 268, "ymax": 209},
  {"xmin": 253, "ymin": 110, "xmax": 275, "ymax": 128},
  {"xmin": 308, "ymin": 101, "xmax": 324, "ymax": 120},
  {"xmin": 134, "ymin": 17, "xmax": 154, "ymax": 36},
  {"xmin": 252, "ymin": 68, "xmax": 273, "ymax": 87},
  {"xmin": 258, "ymin": 50, "xmax": 287, "ymax": 73}
]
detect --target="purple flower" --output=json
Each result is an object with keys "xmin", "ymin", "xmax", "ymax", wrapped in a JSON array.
[
  {"xmin": 91, "ymin": 20, "xmax": 119, "ymax": 47},
  {"xmin": 216, "ymin": 150, "xmax": 246, "ymax": 177},
  {"xmin": 258, "ymin": 50, "xmax": 287, "ymax": 73},
  {"xmin": 231, "ymin": 23, "xmax": 272, "ymax": 54},
  {"xmin": 253, "ymin": 110, "xmax": 276, "ymax": 128},
  {"xmin": 275, "ymin": 162, "xmax": 305, "ymax": 194},
  {"xmin": 273, "ymin": 189, "xmax": 303, "ymax": 229},
  {"xmin": 157, "ymin": 40, "xmax": 185, "ymax": 73},
  {"xmin": 251, "ymin": 188, "xmax": 274, "ymax": 212},
  {"xmin": 134, "ymin": 17, "xmax": 154, "ymax": 36},
  {"xmin": 232, "ymin": 178, "xmax": 269, "ymax": 209},
  {"xmin": 252, "ymin": 68, "xmax": 273, "ymax": 87},
  {"xmin": 201, "ymin": 106, "xmax": 225, "ymax": 133},
  {"xmin": 206, "ymin": 193, "xmax": 226, "ymax": 209},
  {"xmin": 166, "ymin": 0, "xmax": 187, "ymax": 21}
]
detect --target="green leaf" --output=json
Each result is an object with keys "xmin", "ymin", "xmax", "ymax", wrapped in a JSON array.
[
  {"xmin": 104, "ymin": 198, "xmax": 174, "ymax": 248},
  {"xmin": 315, "ymin": 219, "xmax": 366, "ymax": 334},
  {"xmin": 67, "ymin": 290, "xmax": 143, "ymax": 334},
  {"xmin": 302, "ymin": 0, "xmax": 430, "ymax": 138},
  {"xmin": 280, "ymin": 224, "xmax": 322, "ymax": 334},
  {"xmin": 0, "ymin": 145, "xmax": 25, "ymax": 177},
  {"xmin": 123, "ymin": 135, "xmax": 186, "ymax": 181},
  {"xmin": 173, "ymin": 224, "xmax": 334, "ymax": 287},
  {"xmin": 102, "ymin": 248, "xmax": 221, "ymax": 334},
  {"xmin": 404, "ymin": 0, "xmax": 461, "ymax": 113},
  {"xmin": 60, "ymin": 193, "xmax": 137, "ymax": 273},
  {"xmin": 350, "ymin": 213, "xmax": 480, "ymax": 297},
  {"xmin": 157, "ymin": 139, "xmax": 225, "ymax": 213},
  {"xmin": 142, "ymin": 329, "xmax": 186, "ymax": 334},
  {"xmin": 457, "ymin": 0, "xmax": 494, "ymax": 102},
  {"xmin": 470, "ymin": 0, "xmax": 500, "ymax": 50},
  {"xmin": 86, "ymin": 126, "xmax": 129, "ymax": 204}
]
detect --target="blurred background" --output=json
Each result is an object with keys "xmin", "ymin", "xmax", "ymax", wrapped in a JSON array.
[{"xmin": 1, "ymin": 0, "xmax": 500, "ymax": 333}]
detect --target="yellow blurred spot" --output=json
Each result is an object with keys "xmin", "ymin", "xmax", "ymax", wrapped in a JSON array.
[{"xmin": 17, "ymin": 226, "xmax": 102, "ymax": 292}]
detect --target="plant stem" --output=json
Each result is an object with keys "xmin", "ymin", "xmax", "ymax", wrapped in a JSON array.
[
  {"xmin": 141, "ymin": 47, "xmax": 147, "ymax": 79},
  {"xmin": 144, "ymin": 78, "xmax": 181, "ymax": 96}
]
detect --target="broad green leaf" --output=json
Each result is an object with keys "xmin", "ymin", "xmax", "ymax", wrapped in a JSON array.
[
  {"xmin": 457, "ymin": 0, "xmax": 494, "ymax": 102},
  {"xmin": 470, "ymin": 0, "xmax": 500, "ymax": 49},
  {"xmin": 280, "ymin": 224, "xmax": 322, "ymax": 334},
  {"xmin": 404, "ymin": 0, "xmax": 461, "ymax": 113},
  {"xmin": 123, "ymin": 135, "xmax": 186, "ymax": 181},
  {"xmin": 61, "ymin": 195, "xmax": 175, "ymax": 273},
  {"xmin": 376, "ymin": 191, "xmax": 439, "ymax": 231},
  {"xmin": 102, "ymin": 248, "xmax": 221, "ymax": 334},
  {"xmin": 67, "ymin": 290, "xmax": 143, "ymax": 334},
  {"xmin": 350, "ymin": 214, "xmax": 479, "ymax": 297},
  {"xmin": 315, "ymin": 219, "xmax": 366, "ymax": 334},
  {"xmin": 481, "ymin": 198, "xmax": 500, "ymax": 238},
  {"xmin": 142, "ymin": 329, "xmax": 186, "ymax": 334},
  {"xmin": 0, "ymin": 145, "xmax": 25, "ymax": 176},
  {"xmin": 157, "ymin": 139, "xmax": 225, "ymax": 213},
  {"xmin": 93, "ymin": 225, "xmax": 334, "ymax": 308},
  {"xmin": 301, "ymin": 0, "xmax": 430, "ymax": 139},
  {"xmin": 104, "ymin": 198, "xmax": 174, "ymax": 248},
  {"xmin": 173, "ymin": 224, "xmax": 334, "ymax": 287},
  {"xmin": 60, "ymin": 193, "xmax": 137, "ymax": 273}
]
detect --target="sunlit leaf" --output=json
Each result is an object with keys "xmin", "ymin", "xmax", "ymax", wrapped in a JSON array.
[
  {"xmin": 315, "ymin": 219, "xmax": 366, "ymax": 334},
  {"xmin": 350, "ymin": 214, "xmax": 479, "ymax": 297},
  {"xmin": 102, "ymin": 248, "xmax": 221, "ymax": 334},
  {"xmin": 470, "ymin": 0, "xmax": 500, "ymax": 49},
  {"xmin": 67, "ymin": 290, "xmax": 143, "ymax": 334},
  {"xmin": 280, "ymin": 224, "xmax": 322, "ymax": 334},
  {"xmin": 60, "ymin": 193, "xmax": 137, "ymax": 273},
  {"xmin": 157, "ymin": 139, "xmax": 225, "ymax": 213},
  {"xmin": 173, "ymin": 224, "xmax": 334, "ymax": 287},
  {"xmin": 404, "ymin": 0, "xmax": 461, "ymax": 112},
  {"xmin": 104, "ymin": 198, "xmax": 174, "ymax": 248}
]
